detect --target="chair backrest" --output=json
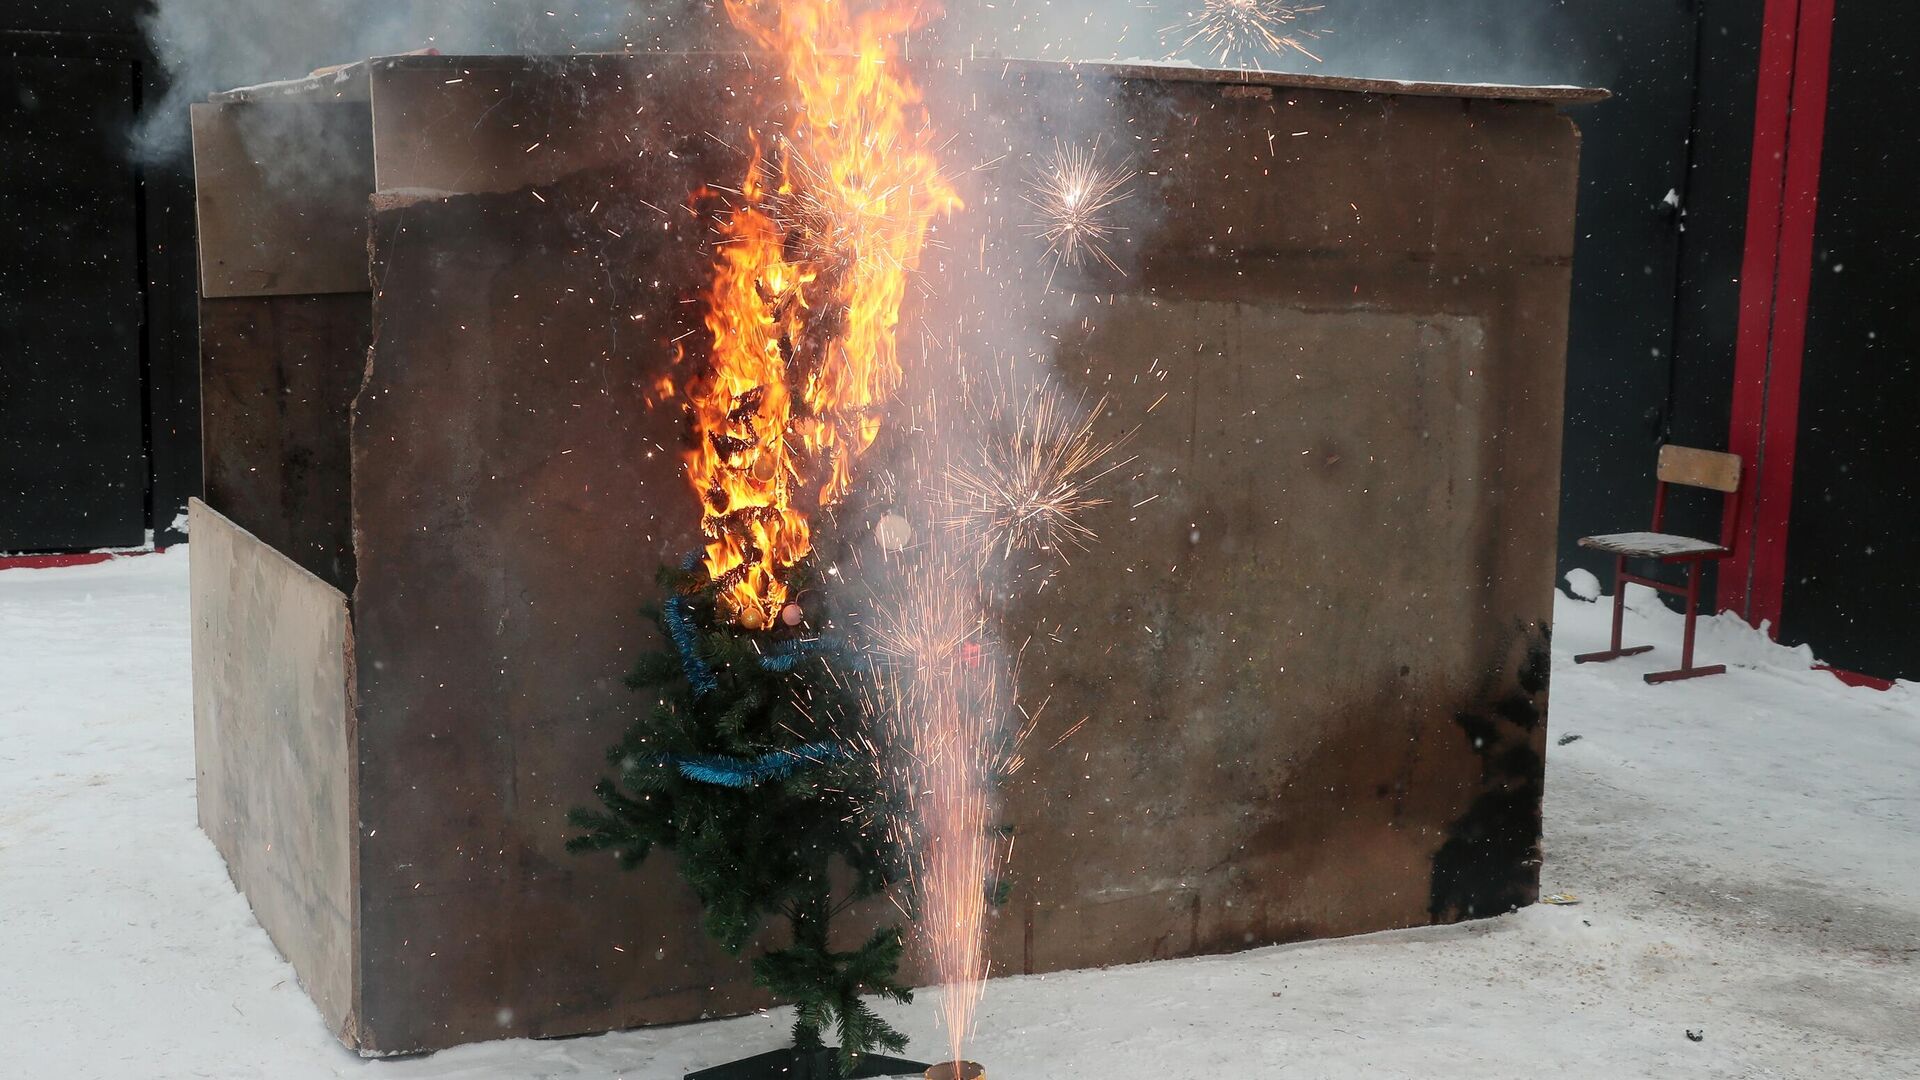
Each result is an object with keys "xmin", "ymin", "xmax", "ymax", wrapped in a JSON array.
[{"xmin": 1657, "ymin": 445, "xmax": 1741, "ymax": 493}]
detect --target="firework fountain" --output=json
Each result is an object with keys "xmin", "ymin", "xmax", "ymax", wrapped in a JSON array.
[
  {"xmin": 676, "ymin": 0, "xmax": 1335, "ymax": 1071},
  {"xmin": 1022, "ymin": 141, "xmax": 1137, "ymax": 285},
  {"xmin": 861, "ymin": 364, "xmax": 1126, "ymax": 1076}
]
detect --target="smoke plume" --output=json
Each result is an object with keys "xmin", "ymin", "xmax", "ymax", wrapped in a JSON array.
[{"xmin": 134, "ymin": 0, "xmax": 715, "ymax": 161}]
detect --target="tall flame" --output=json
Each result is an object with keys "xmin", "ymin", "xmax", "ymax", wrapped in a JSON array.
[{"xmin": 688, "ymin": 0, "xmax": 960, "ymax": 621}]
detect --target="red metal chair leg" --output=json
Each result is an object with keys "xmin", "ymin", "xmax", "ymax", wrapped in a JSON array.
[
  {"xmin": 1645, "ymin": 561, "xmax": 1727, "ymax": 684},
  {"xmin": 1575, "ymin": 555, "xmax": 1654, "ymax": 664}
]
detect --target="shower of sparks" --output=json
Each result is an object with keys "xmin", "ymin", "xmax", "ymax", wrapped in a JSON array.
[
  {"xmin": 763, "ymin": 140, "xmax": 920, "ymax": 276},
  {"xmin": 1161, "ymin": 0, "xmax": 1329, "ymax": 67},
  {"xmin": 1021, "ymin": 140, "xmax": 1136, "ymax": 282},
  {"xmin": 943, "ymin": 369, "xmax": 1133, "ymax": 563},
  {"xmin": 864, "ymin": 554, "xmax": 1012, "ymax": 1068},
  {"xmin": 851, "ymin": 356, "xmax": 1129, "ymax": 1066}
]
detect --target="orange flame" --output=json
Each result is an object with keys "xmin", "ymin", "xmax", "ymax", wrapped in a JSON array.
[{"xmin": 688, "ymin": 0, "xmax": 960, "ymax": 622}]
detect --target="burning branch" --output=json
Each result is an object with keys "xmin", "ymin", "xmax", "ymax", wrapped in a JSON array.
[{"xmin": 686, "ymin": 0, "xmax": 961, "ymax": 626}]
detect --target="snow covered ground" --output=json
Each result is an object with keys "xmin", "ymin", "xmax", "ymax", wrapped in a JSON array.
[{"xmin": 3, "ymin": 550, "xmax": 1915, "ymax": 1079}]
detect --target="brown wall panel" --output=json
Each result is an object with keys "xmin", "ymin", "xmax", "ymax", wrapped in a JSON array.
[
  {"xmin": 351, "ymin": 164, "xmax": 755, "ymax": 1050},
  {"xmin": 190, "ymin": 500, "xmax": 358, "ymax": 1039},
  {"xmin": 190, "ymin": 101, "xmax": 373, "ymax": 298},
  {"xmin": 199, "ymin": 294, "xmax": 366, "ymax": 592}
]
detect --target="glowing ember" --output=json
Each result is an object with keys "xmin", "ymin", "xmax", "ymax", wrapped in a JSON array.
[
  {"xmin": 1021, "ymin": 140, "xmax": 1135, "ymax": 281},
  {"xmin": 1161, "ymin": 0, "xmax": 1330, "ymax": 67},
  {"xmin": 687, "ymin": 0, "xmax": 960, "ymax": 623}
]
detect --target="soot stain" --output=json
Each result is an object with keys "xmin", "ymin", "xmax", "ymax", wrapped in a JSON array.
[{"xmin": 1428, "ymin": 626, "xmax": 1551, "ymax": 923}]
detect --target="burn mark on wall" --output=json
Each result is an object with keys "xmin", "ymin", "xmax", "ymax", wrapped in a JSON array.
[{"xmin": 1427, "ymin": 625, "xmax": 1551, "ymax": 923}]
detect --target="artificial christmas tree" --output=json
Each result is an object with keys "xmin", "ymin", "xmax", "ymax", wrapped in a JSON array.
[{"xmin": 570, "ymin": 561, "xmax": 925, "ymax": 1078}]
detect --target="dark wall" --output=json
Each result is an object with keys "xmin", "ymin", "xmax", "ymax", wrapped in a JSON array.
[
  {"xmin": 1554, "ymin": 1, "xmax": 1710, "ymax": 587},
  {"xmin": 1781, "ymin": 0, "xmax": 1920, "ymax": 681},
  {"xmin": 1665, "ymin": 2, "xmax": 1765, "ymax": 550},
  {"xmin": 0, "ymin": 1, "xmax": 198, "ymax": 552},
  {"xmin": 1, "ymin": 1, "xmax": 135, "ymax": 34},
  {"xmin": 1, "ymin": 52, "xmax": 144, "ymax": 549},
  {"xmin": 1558, "ymin": 1, "xmax": 1766, "ymax": 598}
]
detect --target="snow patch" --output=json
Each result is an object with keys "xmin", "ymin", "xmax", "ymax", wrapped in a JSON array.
[{"xmin": 3, "ymin": 553, "xmax": 1915, "ymax": 1078}]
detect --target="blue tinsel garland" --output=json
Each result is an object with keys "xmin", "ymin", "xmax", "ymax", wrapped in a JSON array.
[
  {"xmin": 756, "ymin": 635, "xmax": 833, "ymax": 673},
  {"xmin": 669, "ymin": 741, "xmax": 853, "ymax": 788},
  {"xmin": 662, "ymin": 551, "xmax": 850, "ymax": 787},
  {"xmin": 668, "ymin": 551, "xmax": 842, "ymax": 692},
  {"xmin": 664, "ymin": 591, "xmax": 719, "ymax": 697}
]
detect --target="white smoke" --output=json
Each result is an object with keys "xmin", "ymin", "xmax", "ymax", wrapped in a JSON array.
[
  {"xmin": 933, "ymin": 0, "xmax": 1604, "ymax": 86},
  {"xmin": 133, "ymin": 0, "xmax": 715, "ymax": 161}
]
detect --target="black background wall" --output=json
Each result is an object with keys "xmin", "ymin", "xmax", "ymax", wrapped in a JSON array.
[
  {"xmin": 1561, "ymin": 1, "xmax": 1769, "ymax": 605},
  {"xmin": 1557, "ymin": 1, "xmax": 1751, "ymax": 587},
  {"xmin": 1783, "ymin": 0, "xmax": 1920, "ymax": 681},
  {"xmin": 1, "ymin": 0, "xmax": 198, "ymax": 552},
  {"xmin": 1665, "ymin": 3, "xmax": 1766, "ymax": 558}
]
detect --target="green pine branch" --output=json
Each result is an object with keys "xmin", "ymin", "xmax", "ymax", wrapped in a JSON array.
[{"xmin": 572, "ymin": 563, "xmax": 915, "ymax": 1075}]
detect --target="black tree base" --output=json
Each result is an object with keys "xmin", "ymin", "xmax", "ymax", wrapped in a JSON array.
[{"xmin": 686, "ymin": 1048, "xmax": 930, "ymax": 1080}]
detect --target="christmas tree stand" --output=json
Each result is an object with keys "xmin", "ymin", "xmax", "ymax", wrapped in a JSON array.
[{"xmin": 686, "ymin": 1048, "xmax": 930, "ymax": 1080}]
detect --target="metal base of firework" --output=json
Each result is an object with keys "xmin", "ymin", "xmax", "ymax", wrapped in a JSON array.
[{"xmin": 685, "ymin": 1049, "xmax": 931, "ymax": 1080}]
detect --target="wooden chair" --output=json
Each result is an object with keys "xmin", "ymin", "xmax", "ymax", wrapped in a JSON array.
[{"xmin": 1575, "ymin": 445, "xmax": 1743, "ymax": 684}]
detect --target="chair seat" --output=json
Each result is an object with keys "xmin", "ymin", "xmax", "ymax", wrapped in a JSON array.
[{"xmin": 1578, "ymin": 531, "xmax": 1727, "ymax": 559}]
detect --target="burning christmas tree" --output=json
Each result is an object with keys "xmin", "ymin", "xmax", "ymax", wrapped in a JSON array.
[{"xmin": 572, "ymin": 2, "xmax": 1130, "ymax": 1077}]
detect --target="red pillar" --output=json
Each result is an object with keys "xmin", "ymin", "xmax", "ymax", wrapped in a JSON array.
[{"xmin": 1719, "ymin": 0, "xmax": 1837, "ymax": 631}]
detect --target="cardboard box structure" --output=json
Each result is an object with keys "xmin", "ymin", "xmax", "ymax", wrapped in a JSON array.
[{"xmin": 189, "ymin": 53, "xmax": 1599, "ymax": 1054}]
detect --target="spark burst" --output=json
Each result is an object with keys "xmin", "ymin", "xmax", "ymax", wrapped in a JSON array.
[
  {"xmin": 1161, "ymin": 0, "xmax": 1329, "ymax": 67},
  {"xmin": 763, "ymin": 140, "xmax": 919, "ymax": 276},
  {"xmin": 853, "ymin": 358, "xmax": 1126, "ymax": 1067},
  {"xmin": 864, "ymin": 554, "xmax": 1012, "ymax": 1068},
  {"xmin": 943, "ymin": 369, "xmax": 1133, "ymax": 562},
  {"xmin": 1021, "ymin": 141, "xmax": 1135, "ymax": 281}
]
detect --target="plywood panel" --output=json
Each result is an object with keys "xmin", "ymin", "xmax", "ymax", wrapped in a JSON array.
[
  {"xmin": 190, "ymin": 101, "xmax": 373, "ymax": 298},
  {"xmin": 368, "ymin": 55, "xmax": 750, "ymax": 197},
  {"xmin": 993, "ymin": 298, "xmax": 1546, "ymax": 973},
  {"xmin": 1658, "ymin": 444, "xmax": 1741, "ymax": 493},
  {"xmin": 190, "ymin": 500, "xmax": 358, "ymax": 1042},
  {"xmin": 198, "ymin": 294, "xmax": 366, "ymax": 592},
  {"xmin": 351, "ymin": 163, "xmax": 741, "ymax": 1052}
]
